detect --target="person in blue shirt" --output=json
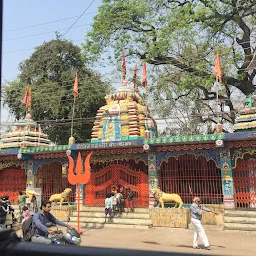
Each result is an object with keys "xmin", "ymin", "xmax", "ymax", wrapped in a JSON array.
[{"xmin": 32, "ymin": 200, "xmax": 71, "ymax": 244}]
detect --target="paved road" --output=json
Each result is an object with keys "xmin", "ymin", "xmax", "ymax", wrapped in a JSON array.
[
  {"xmin": 15, "ymin": 225, "xmax": 255, "ymax": 256},
  {"xmin": 79, "ymin": 227, "xmax": 255, "ymax": 256}
]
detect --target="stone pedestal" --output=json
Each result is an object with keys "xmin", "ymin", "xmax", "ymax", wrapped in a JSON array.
[
  {"xmin": 51, "ymin": 205, "xmax": 76, "ymax": 222},
  {"xmin": 150, "ymin": 208, "xmax": 189, "ymax": 228}
]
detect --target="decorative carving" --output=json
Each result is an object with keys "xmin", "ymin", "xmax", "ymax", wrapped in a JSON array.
[
  {"xmin": 151, "ymin": 188, "xmax": 183, "ymax": 209},
  {"xmin": 232, "ymin": 147, "xmax": 256, "ymax": 160},
  {"xmin": 156, "ymin": 149, "xmax": 221, "ymax": 169},
  {"xmin": 0, "ymin": 160, "xmax": 26, "ymax": 171},
  {"xmin": 220, "ymin": 148, "xmax": 235, "ymax": 209}
]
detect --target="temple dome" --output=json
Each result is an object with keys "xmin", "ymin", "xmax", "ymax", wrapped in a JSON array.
[
  {"xmin": 91, "ymin": 80, "xmax": 157, "ymax": 142},
  {"xmin": 233, "ymin": 92, "xmax": 256, "ymax": 132},
  {"xmin": 0, "ymin": 114, "xmax": 52, "ymax": 149}
]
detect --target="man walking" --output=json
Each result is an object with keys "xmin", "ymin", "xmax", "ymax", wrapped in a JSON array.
[{"xmin": 190, "ymin": 197, "xmax": 217, "ymax": 250}]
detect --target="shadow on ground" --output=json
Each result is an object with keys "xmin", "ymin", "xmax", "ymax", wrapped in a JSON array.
[{"xmin": 142, "ymin": 241, "xmax": 160, "ymax": 245}]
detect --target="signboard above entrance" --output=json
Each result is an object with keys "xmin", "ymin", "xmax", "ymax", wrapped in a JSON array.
[
  {"xmin": 75, "ymin": 139, "xmax": 144, "ymax": 150},
  {"xmin": 18, "ymin": 139, "xmax": 144, "ymax": 154}
]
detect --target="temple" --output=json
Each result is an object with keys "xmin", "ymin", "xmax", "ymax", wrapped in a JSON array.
[
  {"xmin": 233, "ymin": 92, "xmax": 256, "ymax": 132},
  {"xmin": 0, "ymin": 113, "xmax": 51, "ymax": 149},
  {"xmin": 0, "ymin": 67, "xmax": 256, "ymax": 231}
]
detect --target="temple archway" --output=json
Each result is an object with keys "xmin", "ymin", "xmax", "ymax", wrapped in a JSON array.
[
  {"xmin": 84, "ymin": 159, "xmax": 148, "ymax": 207},
  {"xmin": 159, "ymin": 154, "xmax": 222, "ymax": 205},
  {"xmin": 35, "ymin": 161, "xmax": 76, "ymax": 202}
]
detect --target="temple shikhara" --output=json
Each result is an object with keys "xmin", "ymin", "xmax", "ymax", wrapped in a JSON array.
[
  {"xmin": 0, "ymin": 58, "xmax": 256, "ymax": 231},
  {"xmin": 91, "ymin": 81, "xmax": 156, "ymax": 142}
]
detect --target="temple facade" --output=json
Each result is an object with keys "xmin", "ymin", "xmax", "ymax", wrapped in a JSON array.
[{"xmin": 0, "ymin": 82, "xmax": 255, "ymax": 213}]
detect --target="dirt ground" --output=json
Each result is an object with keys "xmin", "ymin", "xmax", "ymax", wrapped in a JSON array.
[
  {"xmin": 79, "ymin": 226, "xmax": 255, "ymax": 256},
  {"xmin": 14, "ymin": 225, "xmax": 256, "ymax": 256}
]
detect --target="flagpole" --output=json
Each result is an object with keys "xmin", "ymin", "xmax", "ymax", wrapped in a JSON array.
[
  {"xmin": 69, "ymin": 72, "xmax": 78, "ymax": 144},
  {"xmin": 215, "ymin": 76, "xmax": 220, "ymax": 123},
  {"xmin": 70, "ymin": 97, "xmax": 76, "ymax": 137}
]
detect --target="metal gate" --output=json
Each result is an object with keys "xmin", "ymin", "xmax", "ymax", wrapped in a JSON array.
[
  {"xmin": 159, "ymin": 154, "xmax": 222, "ymax": 204},
  {"xmin": 35, "ymin": 162, "xmax": 76, "ymax": 202},
  {"xmin": 233, "ymin": 154, "xmax": 256, "ymax": 209},
  {"xmin": 0, "ymin": 167, "xmax": 26, "ymax": 203},
  {"xmin": 84, "ymin": 164, "xmax": 149, "ymax": 207}
]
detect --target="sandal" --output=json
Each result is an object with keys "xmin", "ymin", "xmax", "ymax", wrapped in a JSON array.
[{"xmin": 193, "ymin": 246, "xmax": 200, "ymax": 249}]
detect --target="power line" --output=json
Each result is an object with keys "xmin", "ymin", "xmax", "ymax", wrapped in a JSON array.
[
  {"xmin": 0, "ymin": 107, "xmax": 239, "ymax": 126},
  {"xmin": 3, "ymin": 23, "xmax": 92, "ymax": 42},
  {"xmin": 4, "ymin": 12, "xmax": 97, "ymax": 32},
  {"xmin": 62, "ymin": 0, "xmax": 96, "ymax": 38}
]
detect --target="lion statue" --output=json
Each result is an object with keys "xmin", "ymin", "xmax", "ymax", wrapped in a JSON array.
[
  {"xmin": 49, "ymin": 188, "xmax": 72, "ymax": 206},
  {"xmin": 151, "ymin": 188, "xmax": 183, "ymax": 209}
]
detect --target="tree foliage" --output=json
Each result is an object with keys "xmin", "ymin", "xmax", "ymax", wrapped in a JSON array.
[
  {"xmin": 3, "ymin": 39, "xmax": 109, "ymax": 144},
  {"xmin": 83, "ymin": 0, "xmax": 256, "ymax": 134}
]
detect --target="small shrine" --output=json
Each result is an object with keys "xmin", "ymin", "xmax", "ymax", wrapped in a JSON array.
[
  {"xmin": 233, "ymin": 92, "xmax": 256, "ymax": 132},
  {"xmin": 0, "ymin": 112, "xmax": 51, "ymax": 149}
]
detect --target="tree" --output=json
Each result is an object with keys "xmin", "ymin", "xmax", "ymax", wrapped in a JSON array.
[
  {"xmin": 83, "ymin": 0, "xmax": 255, "ymax": 133},
  {"xmin": 3, "ymin": 39, "xmax": 109, "ymax": 144}
]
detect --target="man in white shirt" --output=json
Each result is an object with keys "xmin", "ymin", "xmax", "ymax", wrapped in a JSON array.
[{"xmin": 190, "ymin": 197, "xmax": 217, "ymax": 250}]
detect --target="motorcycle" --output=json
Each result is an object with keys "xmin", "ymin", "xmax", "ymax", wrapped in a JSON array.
[{"xmin": 45, "ymin": 218, "xmax": 82, "ymax": 245}]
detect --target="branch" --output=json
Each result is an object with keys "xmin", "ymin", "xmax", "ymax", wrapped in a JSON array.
[{"xmin": 174, "ymin": 89, "xmax": 193, "ymax": 100}]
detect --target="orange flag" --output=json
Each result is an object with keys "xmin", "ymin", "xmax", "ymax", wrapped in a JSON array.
[
  {"xmin": 214, "ymin": 53, "xmax": 223, "ymax": 83},
  {"xmin": 142, "ymin": 63, "xmax": 147, "ymax": 89},
  {"xmin": 23, "ymin": 84, "xmax": 31, "ymax": 108},
  {"xmin": 122, "ymin": 55, "xmax": 126, "ymax": 80},
  {"xmin": 73, "ymin": 72, "xmax": 78, "ymax": 98}
]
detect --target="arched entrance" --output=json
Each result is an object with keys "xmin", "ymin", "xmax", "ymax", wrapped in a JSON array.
[
  {"xmin": 84, "ymin": 160, "xmax": 148, "ymax": 207},
  {"xmin": 35, "ymin": 162, "xmax": 76, "ymax": 202},
  {"xmin": 159, "ymin": 154, "xmax": 222, "ymax": 204},
  {"xmin": 233, "ymin": 154, "xmax": 256, "ymax": 209},
  {"xmin": 0, "ymin": 166, "xmax": 26, "ymax": 203}
]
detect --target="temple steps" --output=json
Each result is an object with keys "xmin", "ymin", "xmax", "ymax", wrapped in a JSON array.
[
  {"xmin": 72, "ymin": 211, "xmax": 150, "ymax": 219},
  {"xmin": 224, "ymin": 209, "xmax": 256, "ymax": 232},
  {"xmin": 70, "ymin": 207, "xmax": 152, "ymax": 229},
  {"xmin": 79, "ymin": 206, "xmax": 149, "ymax": 213}
]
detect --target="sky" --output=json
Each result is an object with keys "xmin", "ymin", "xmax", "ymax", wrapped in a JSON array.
[{"xmin": 1, "ymin": 0, "xmax": 104, "ymax": 125}]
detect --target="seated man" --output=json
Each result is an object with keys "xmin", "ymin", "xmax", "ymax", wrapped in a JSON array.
[{"xmin": 32, "ymin": 200, "xmax": 70, "ymax": 244}]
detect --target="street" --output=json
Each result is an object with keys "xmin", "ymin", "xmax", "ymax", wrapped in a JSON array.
[{"xmin": 78, "ymin": 227, "xmax": 255, "ymax": 256}]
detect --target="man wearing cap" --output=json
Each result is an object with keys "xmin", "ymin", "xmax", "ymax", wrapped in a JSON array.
[{"xmin": 190, "ymin": 197, "xmax": 217, "ymax": 250}]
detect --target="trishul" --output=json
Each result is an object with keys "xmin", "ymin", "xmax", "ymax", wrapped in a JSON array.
[{"xmin": 67, "ymin": 152, "xmax": 93, "ymax": 185}]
